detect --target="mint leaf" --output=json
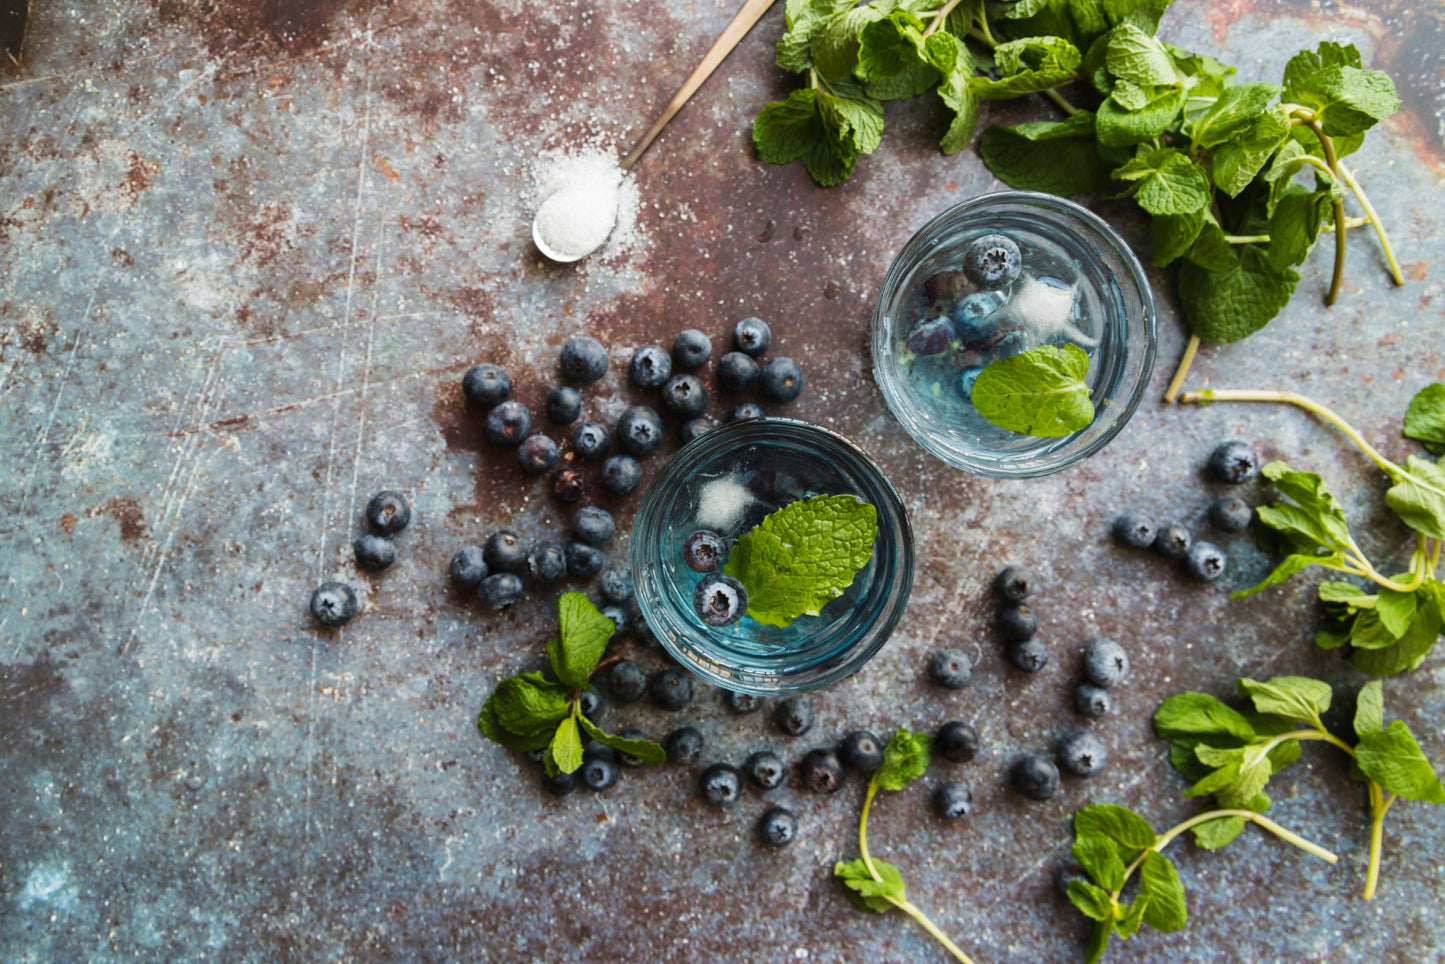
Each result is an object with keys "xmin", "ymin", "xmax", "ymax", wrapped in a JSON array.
[
  {"xmin": 1403, "ymin": 383, "xmax": 1445, "ymax": 455},
  {"xmin": 1073, "ymin": 834, "xmax": 1128, "ymax": 891},
  {"xmin": 722, "ymin": 492, "xmax": 878, "ymax": 627},
  {"xmin": 753, "ymin": 89, "xmax": 853, "ymax": 185},
  {"xmin": 1097, "ymin": 85, "xmax": 1186, "ymax": 147},
  {"xmin": 1235, "ymin": 676, "xmax": 1332, "ymax": 728},
  {"xmin": 1068, "ymin": 879, "xmax": 1116, "ymax": 922},
  {"xmin": 577, "ymin": 713, "xmax": 667, "ymax": 765},
  {"xmin": 1384, "ymin": 455, "xmax": 1445, "ymax": 540},
  {"xmin": 978, "ymin": 111, "xmax": 1115, "ymax": 195},
  {"xmin": 1282, "ymin": 40, "xmax": 1361, "ymax": 92},
  {"xmin": 1154, "ymin": 691, "xmax": 1256, "ymax": 742},
  {"xmin": 1232, "ymin": 551, "xmax": 1342, "ymax": 600},
  {"xmin": 492, "ymin": 672, "xmax": 572, "ymax": 736},
  {"xmin": 547, "ymin": 591, "xmax": 614, "ymax": 689},
  {"xmin": 835, "ymin": 858, "xmax": 905, "ymax": 913},
  {"xmin": 1348, "ymin": 588, "xmax": 1442, "ymax": 675},
  {"xmin": 1138, "ymin": 851, "xmax": 1187, "ymax": 933},
  {"xmin": 1179, "ymin": 245, "xmax": 1299, "ymax": 343},
  {"xmin": 1189, "ymin": 81, "xmax": 1281, "ymax": 147},
  {"xmin": 873, "ymin": 728, "xmax": 931, "ymax": 792},
  {"xmin": 476, "ymin": 695, "xmax": 555, "ymax": 753},
  {"xmin": 549, "ymin": 713, "xmax": 584, "ymax": 774},
  {"xmin": 1284, "ymin": 44, "xmax": 1401, "ymax": 138},
  {"xmin": 1190, "ymin": 814, "xmax": 1247, "ymax": 850},
  {"xmin": 1374, "ymin": 586, "xmax": 1418, "ymax": 638},
  {"xmin": 1256, "ymin": 461, "xmax": 1355, "ymax": 549},
  {"xmin": 1114, "ymin": 896, "xmax": 1149, "ymax": 938},
  {"xmin": 1149, "ymin": 209, "xmax": 1205, "ymax": 267},
  {"xmin": 1075, "ymin": 803, "xmax": 1157, "ymax": 850},
  {"xmin": 775, "ymin": 0, "xmax": 854, "ymax": 73},
  {"xmin": 968, "ymin": 35, "xmax": 1082, "ymax": 99},
  {"xmin": 1114, "ymin": 147, "xmax": 1211, "ymax": 215},
  {"xmin": 1356, "ymin": 721, "xmax": 1445, "ymax": 803},
  {"xmin": 1209, "ymin": 106, "xmax": 1292, "ymax": 197},
  {"xmin": 856, "ymin": 12, "xmax": 939, "ymax": 101},
  {"xmin": 1265, "ymin": 185, "xmax": 1330, "ymax": 271},
  {"xmin": 1105, "ymin": 22, "xmax": 1177, "ymax": 87},
  {"xmin": 811, "ymin": 3, "xmax": 887, "ymax": 82},
  {"xmin": 972, "ymin": 343, "xmax": 1095, "ymax": 437},
  {"xmin": 1353, "ymin": 680, "xmax": 1385, "ymax": 738},
  {"xmin": 937, "ymin": 47, "xmax": 982, "ymax": 154},
  {"xmin": 1183, "ymin": 217, "xmax": 1233, "ymax": 271}
]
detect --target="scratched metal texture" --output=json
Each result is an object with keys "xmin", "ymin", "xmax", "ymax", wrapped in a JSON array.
[{"xmin": 1, "ymin": 1, "xmax": 1442, "ymax": 962}]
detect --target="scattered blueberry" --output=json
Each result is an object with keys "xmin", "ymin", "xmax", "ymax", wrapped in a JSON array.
[
  {"xmin": 998, "ymin": 602, "xmax": 1038, "ymax": 642},
  {"xmin": 1010, "ymin": 753, "xmax": 1061, "ymax": 801},
  {"xmin": 600, "ymin": 603, "xmax": 631, "ymax": 641},
  {"xmin": 1208, "ymin": 497, "xmax": 1253, "ymax": 533},
  {"xmin": 650, "ymin": 668, "xmax": 695, "ymax": 711},
  {"xmin": 1207, "ymin": 440, "xmax": 1259, "ymax": 484},
  {"xmin": 518, "ymin": 434, "xmax": 560, "ymax": 473},
  {"xmin": 694, "ymin": 572, "xmax": 748, "ymax": 626},
  {"xmin": 629, "ymin": 345, "xmax": 672, "ymax": 389},
  {"xmin": 1184, "ymin": 541, "xmax": 1228, "ymax": 582},
  {"xmin": 552, "ymin": 466, "xmax": 585, "ymax": 502},
  {"xmin": 365, "ymin": 491, "xmax": 411, "ymax": 535},
  {"xmin": 1009, "ymin": 640, "xmax": 1050, "ymax": 673},
  {"xmin": 734, "ymin": 317, "xmax": 772, "ymax": 357},
  {"xmin": 994, "ymin": 565, "xmax": 1032, "ymax": 602},
  {"xmin": 799, "ymin": 748, "xmax": 845, "ymax": 794},
  {"xmin": 1153, "ymin": 521, "xmax": 1191, "ymax": 560},
  {"xmin": 615, "ymin": 728, "xmax": 649, "ymax": 768},
  {"xmin": 744, "ymin": 750, "xmax": 785, "ymax": 789},
  {"xmin": 484, "ymin": 400, "xmax": 531, "ymax": 447},
  {"xmin": 699, "ymin": 763, "xmax": 742, "ymax": 806},
  {"xmin": 600, "ymin": 455, "xmax": 643, "ymax": 496},
  {"xmin": 608, "ymin": 661, "xmax": 647, "ymax": 703},
  {"xmin": 717, "ymin": 352, "xmax": 760, "ymax": 394},
  {"xmin": 1112, "ymin": 511, "xmax": 1157, "ymax": 548},
  {"xmin": 617, "ymin": 405, "xmax": 664, "ymax": 457},
  {"xmin": 672, "ymin": 329, "xmax": 712, "ymax": 369},
  {"xmin": 545, "ymin": 385, "xmax": 582, "ymax": 425},
  {"xmin": 931, "ymin": 648, "xmax": 974, "ymax": 689},
  {"xmin": 838, "ymin": 730, "xmax": 884, "ymax": 773},
  {"xmin": 541, "ymin": 769, "xmax": 577, "ymax": 797},
  {"xmin": 679, "ymin": 417, "xmax": 717, "ymax": 444},
  {"xmin": 572, "ymin": 421, "xmax": 611, "ymax": 460},
  {"xmin": 774, "ymin": 696, "xmax": 814, "ymax": 736},
  {"xmin": 729, "ymin": 402, "xmax": 764, "ymax": 422},
  {"xmin": 476, "ymin": 572, "xmax": 524, "ymax": 610},
  {"xmin": 354, "ymin": 533, "xmax": 395, "ymax": 571},
  {"xmin": 665, "ymin": 726, "xmax": 705, "ymax": 765},
  {"xmin": 758, "ymin": 806, "xmax": 798, "ymax": 847},
  {"xmin": 682, "ymin": 529, "xmax": 727, "ymax": 573},
  {"xmin": 462, "ymin": 363, "xmax": 511, "ymax": 407},
  {"xmin": 599, "ymin": 565, "xmax": 634, "ymax": 603},
  {"xmin": 559, "ymin": 336, "xmax": 609, "ymax": 383},
  {"xmin": 905, "ymin": 315, "xmax": 954, "ymax": 355},
  {"xmin": 581, "ymin": 754, "xmax": 620, "ymax": 791},
  {"xmin": 1058, "ymin": 731, "xmax": 1109, "ymax": 778},
  {"xmin": 1075, "ymin": 683, "xmax": 1113, "ymax": 718},
  {"xmin": 1083, "ymin": 638, "xmax": 1129, "ymax": 688},
  {"xmin": 726, "ymin": 690, "xmax": 763, "ymax": 715},
  {"xmin": 583, "ymin": 741, "xmax": 619, "ymax": 766},
  {"xmin": 932, "ymin": 782, "xmax": 975, "ymax": 819},
  {"xmin": 573, "ymin": 506, "xmax": 615, "ymax": 545},
  {"xmin": 577, "ymin": 686, "xmax": 603, "ymax": 717},
  {"xmin": 935, "ymin": 721, "xmax": 979, "ymax": 764},
  {"xmin": 525, "ymin": 541, "xmax": 567, "ymax": 585},
  {"xmin": 565, "ymin": 541, "xmax": 604, "ymax": 578},
  {"xmin": 758, "ymin": 357, "xmax": 803, "ymax": 403},
  {"xmin": 309, "ymin": 581, "xmax": 358, "ymax": 627},
  {"xmin": 661, "ymin": 374, "xmax": 708, "ymax": 418},
  {"xmin": 449, "ymin": 546, "xmax": 488, "ymax": 589},
  {"xmin": 962, "ymin": 233, "xmax": 1022, "ymax": 290},
  {"xmin": 483, "ymin": 530, "xmax": 527, "ymax": 573}
]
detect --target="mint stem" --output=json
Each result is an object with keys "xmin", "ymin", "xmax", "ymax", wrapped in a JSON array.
[
  {"xmin": 1335, "ymin": 159, "xmax": 1405, "ymax": 285},
  {"xmin": 1292, "ymin": 109, "xmax": 1347, "ymax": 306},
  {"xmin": 1162, "ymin": 334, "xmax": 1201, "ymax": 404}
]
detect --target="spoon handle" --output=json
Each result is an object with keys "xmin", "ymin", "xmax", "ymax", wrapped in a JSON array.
[{"xmin": 619, "ymin": 0, "xmax": 777, "ymax": 172}]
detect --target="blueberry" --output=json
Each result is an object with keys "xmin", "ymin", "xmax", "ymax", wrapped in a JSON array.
[
  {"xmin": 309, "ymin": 581, "xmax": 358, "ymax": 627},
  {"xmin": 951, "ymin": 291, "xmax": 1005, "ymax": 342},
  {"xmin": 600, "ymin": 603, "xmax": 631, "ymax": 641},
  {"xmin": 679, "ymin": 417, "xmax": 717, "ymax": 444},
  {"xmin": 572, "ymin": 421, "xmax": 611, "ymax": 460},
  {"xmin": 462, "ymin": 363, "xmax": 511, "ymax": 407},
  {"xmin": 577, "ymin": 686, "xmax": 604, "ymax": 717},
  {"xmin": 661, "ymin": 374, "xmax": 708, "ymax": 418},
  {"xmin": 365, "ymin": 490, "xmax": 411, "ymax": 535},
  {"xmin": 699, "ymin": 763, "xmax": 742, "ymax": 806},
  {"xmin": 1184, "ymin": 541, "xmax": 1227, "ymax": 581},
  {"xmin": 935, "ymin": 721, "xmax": 979, "ymax": 764},
  {"xmin": 599, "ymin": 565, "xmax": 634, "ymax": 603},
  {"xmin": 758, "ymin": 806, "xmax": 798, "ymax": 847},
  {"xmin": 1153, "ymin": 521, "xmax": 1191, "ymax": 560},
  {"xmin": 552, "ymin": 466, "xmax": 585, "ymax": 502},
  {"xmin": 615, "ymin": 728, "xmax": 650, "ymax": 768},
  {"xmin": 607, "ymin": 660, "xmax": 647, "ymax": 703},
  {"xmin": 559, "ymin": 336, "xmax": 609, "ymax": 383},
  {"xmin": 758, "ymin": 357, "xmax": 803, "ymax": 403},
  {"xmin": 694, "ymin": 572, "xmax": 748, "ymax": 626},
  {"xmin": 650, "ymin": 668, "xmax": 694, "ymax": 711},
  {"xmin": 931, "ymin": 648, "xmax": 974, "ymax": 689},
  {"xmin": 629, "ymin": 345, "xmax": 673, "ymax": 389},
  {"xmin": 573, "ymin": 506, "xmax": 615, "ymax": 545},
  {"xmin": 1010, "ymin": 753, "xmax": 1061, "ymax": 801},
  {"xmin": 923, "ymin": 269, "xmax": 970, "ymax": 304},
  {"xmin": 484, "ymin": 400, "xmax": 531, "ymax": 447},
  {"xmin": 518, "ymin": 434, "xmax": 560, "ymax": 473},
  {"xmin": 354, "ymin": 533, "xmax": 395, "ymax": 571},
  {"xmin": 583, "ymin": 741, "xmax": 619, "ymax": 766},
  {"xmin": 774, "ymin": 695, "xmax": 814, "ymax": 737},
  {"xmin": 998, "ymin": 602, "xmax": 1038, "ymax": 641},
  {"xmin": 962, "ymin": 233, "xmax": 1022, "ymax": 290},
  {"xmin": 838, "ymin": 730, "xmax": 884, "ymax": 773},
  {"xmin": 729, "ymin": 402, "xmax": 764, "ymax": 422},
  {"xmin": 1058, "ymin": 731, "xmax": 1109, "ymax": 778},
  {"xmin": 476, "ymin": 572, "xmax": 524, "ymax": 610},
  {"xmin": 592, "ymin": 454, "xmax": 640, "ymax": 498},
  {"xmin": 448, "ymin": 546, "xmax": 488, "ymax": 589},
  {"xmin": 1207, "ymin": 440, "xmax": 1259, "ymax": 484},
  {"xmin": 799, "ymin": 748, "xmax": 845, "ymax": 794},
  {"xmin": 1208, "ymin": 497, "xmax": 1253, "ymax": 533},
  {"xmin": 994, "ymin": 565, "xmax": 1033, "ymax": 602},
  {"xmin": 725, "ymin": 690, "xmax": 763, "ymax": 714},
  {"xmin": 1083, "ymin": 638, "xmax": 1129, "ymax": 688},
  {"xmin": 565, "ymin": 541, "xmax": 604, "ymax": 578},
  {"xmin": 1075, "ymin": 683, "xmax": 1112, "ymax": 718},
  {"xmin": 664, "ymin": 726, "xmax": 705, "ymax": 765},
  {"xmin": 717, "ymin": 352, "xmax": 760, "ymax": 393},
  {"xmin": 525, "ymin": 541, "xmax": 567, "ymax": 585},
  {"xmin": 483, "ymin": 530, "xmax": 526, "ymax": 573},
  {"xmin": 1112, "ymin": 511, "xmax": 1157, "ymax": 548},
  {"xmin": 744, "ymin": 749, "xmax": 785, "ymax": 789},
  {"xmin": 617, "ymin": 405, "xmax": 664, "ymax": 457},
  {"xmin": 672, "ymin": 329, "xmax": 712, "ymax": 369},
  {"xmin": 905, "ymin": 315, "xmax": 954, "ymax": 355},
  {"xmin": 932, "ymin": 782, "xmax": 974, "ymax": 819},
  {"xmin": 1009, "ymin": 640, "xmax": 1050, "ymax": 673},
  {"xmin": 581, "ymin": 755, "xmax": 620, "ymax": 791},
  {"xmin": 545, "ymin": 385, "xmax": 582, "ymax": 425},
  {"xmin": 734, "ymin": 317, "xmax": 772, "ymax": 357},
  {"xmin": 682, "ymin": 529, "xmax": 727, "ymax": 573},
  {"xmin": 958, "ymin": 367, "xmax": 985, "ymax": 399},
  {"xmin": 541, "ymin": 769, "xmax": 577, "ymax": 797}
]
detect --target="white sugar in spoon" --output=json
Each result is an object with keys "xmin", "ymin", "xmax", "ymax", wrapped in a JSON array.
[{"xmin": 532, "ymin": 0, "xmax": 776, "ymax": 263}]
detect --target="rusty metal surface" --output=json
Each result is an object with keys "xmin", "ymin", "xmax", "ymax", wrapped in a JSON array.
[{"xmin": 1, "ymin": 1, "xmax": 1443, "ymax": 962}]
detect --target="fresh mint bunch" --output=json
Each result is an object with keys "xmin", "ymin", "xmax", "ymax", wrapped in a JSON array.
[
  {"xmin": 971, "ymin": 343, "xmax": 1095, "ymax": 437},
  {"xmin": 477, "ymin": 592, "xmax": 665, "ymax": 774}
]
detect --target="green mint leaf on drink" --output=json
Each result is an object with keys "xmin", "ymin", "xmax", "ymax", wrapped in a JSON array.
[
  {"xmin": 1403, "ymin": 382, "xmax": 1445, "ymax": 455},
  {"xmin": 971, "ymin": 343, "xmax": 1095, "ymax": 438},
  {"xmin": 722, "ymin": 492, "xmax": 878, "ymax": 628}
]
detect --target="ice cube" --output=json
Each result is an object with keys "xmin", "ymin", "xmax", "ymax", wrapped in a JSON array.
[
  {"xmin": 1004, "ymin": 275, "xmax": 1097, "ymax": 349},
  {"xmin": 696, "ymin": 472, "xmax": 761, "ymax": 533},
  {"xmin": 950, "ymin": 291, "xmax": 1006, "ymax": 344}
]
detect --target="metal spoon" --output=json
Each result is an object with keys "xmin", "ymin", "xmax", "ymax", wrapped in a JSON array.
[{"xmin": 532, "ymin": 0, "xmax": 777, "ymax": 263}]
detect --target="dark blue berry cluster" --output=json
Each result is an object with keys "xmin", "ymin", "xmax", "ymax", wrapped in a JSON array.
[{"xmin": 309, "ymin": 489, "xmax": 414, "ymax": 629}]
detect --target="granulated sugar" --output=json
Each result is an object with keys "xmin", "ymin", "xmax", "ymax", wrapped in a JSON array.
[{"xmin": 528, "ymin": 145, "xmax": 641, "ymax": 262}]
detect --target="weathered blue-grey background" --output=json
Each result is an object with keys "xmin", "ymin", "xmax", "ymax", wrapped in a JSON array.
[{"xmin": 2, "ymin": 1, "xmax": 1442, "ymax": 961}]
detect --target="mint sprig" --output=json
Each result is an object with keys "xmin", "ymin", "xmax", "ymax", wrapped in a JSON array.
[
  {"xmin": 722, "ymin": 492, "xmax": 878, "ymax": 628},
  {"xmin": 971, "ymin": 343, "xmax": 1095, "ymax": 437},
  {"xmin": 477, "ymin": 592, "xmax": 665, "ymax": 774}
]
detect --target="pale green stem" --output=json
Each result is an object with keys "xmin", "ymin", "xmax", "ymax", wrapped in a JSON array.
[
  {"xmin": 1290, "ymin": 108, "xmax": 1346, "ymax": 305},
  {"xmin": 1116, "ymin": 808, "xmax": 1338, "ymax": 894},
  {"xmin": 923, "ymin": 0, "xmax": 968, "ymax": 37},
  {"xmin": 1224, "ymin": 234, "xmax": 1271, "ymax": 244},
  {"xmin": 1321, "ymin": 215, "xmax": 1371, "ymax": 231},
  {"xmin": 1363, "ymin": 785, "xmax": 1397, "ymax": 901},
  {"xmin": 1335, "ymin": 160, "xmax": 1405, "ymax": 285},
  {"xmin": 1044, "ymin": 87, "xmax": 1079, "ymax": 116},
  {"xmin": 1163, "ymin": 334, "xmax": 1202, "ymax": 404},
  {"xmin": 859, "ymin": 782, "xmax": 881, "ymax": 878}
]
